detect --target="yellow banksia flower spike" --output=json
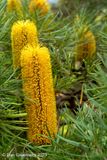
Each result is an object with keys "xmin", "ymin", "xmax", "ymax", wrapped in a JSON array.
[
  {"xmin": 75, "ymin": 28, "xmax": 96, "ymax": 69},
  {"xmin": 11, "ymin": 20, "xmax": 38, "ymax": 69},
  {"xmin": 76, "ymin": 30, "xmax": 96, "ymax": 62},
  {"xmin": 73, "ymin": 15, "xmax": 96, "ymax": 68},
  {"xmin": 29, "ymin": 0, "xmax": 50, "ymax": 15},
  {"xmin": 7, "ymin": 0, "xmax": 23, "ymax": 16},
  {"xmin": 21, "ymin": 45, "xmax": 57, "ymax": 144}
]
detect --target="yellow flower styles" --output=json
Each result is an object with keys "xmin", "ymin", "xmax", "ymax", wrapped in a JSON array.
[
  {"xmin": 7, "ymin": 0, "xmax": 23, "ymax": 15},
  {"xmin": 29, "ymin": 0, "xmax": 50, "ymax": 15},
  {"xmin": 76, "ymin": 30, "xmax": 96, "ymax": 62},
  {"xmin": 21, "ymin": 45, "xmax": 57, "ymax": 144},
  {"xmin": 11, "ymin": 20, "xmax": 38, "ymax": 69}
]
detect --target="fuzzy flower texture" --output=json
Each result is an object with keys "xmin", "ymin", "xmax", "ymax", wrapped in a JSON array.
[
  {"xmin": 11, "ymin": 20, "xmax": 38, "ymax": 69},
  {"xmin": 29, "ymin": 0, "xmax": 50, "ymax": 15},
  {"xmin": 21, "ymin": 45, "xmax": 57, "ymax": 144},
  {"xmin": 11, "ymin": 19, "xmax": 57, "ymax": 144},
  {"xmin": 76, "ymin": 30, "xmax": 96, "ymax": 62},
  {"xmin": 7, "ymin": 0, "xmax": 23, "ymax": 15},
  {"xmin": 74, "ymin": 16, "xmax": 96, "ymax": 69}
]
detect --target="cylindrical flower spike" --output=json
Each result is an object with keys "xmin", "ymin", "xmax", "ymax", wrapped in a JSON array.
[
  {"xmin": 21, "ymin": 45, "xmax": 57, "ymax": 144},
  {"xmin": 29, "ymin": 0, "xmax": 50, "ymax": 15},
  {"xmin": 11, "ymin": 20, "xmax": 38, "ymax": 69},
  {"xmin": 7, "ymin": 0, "xmax": 23, "ymax": 16},
  {"xmin": 75, "ymin": 30, "xmax": 96, "ymax": 69}
]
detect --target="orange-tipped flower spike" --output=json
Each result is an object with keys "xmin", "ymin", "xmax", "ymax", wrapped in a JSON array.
[
  {"xmin": 21, "ymin": 45, "xmax": 57, "ymax": 144},
  {"xmin": 11, "ymin": 20, "xmax": 38, "ymax": 69}
]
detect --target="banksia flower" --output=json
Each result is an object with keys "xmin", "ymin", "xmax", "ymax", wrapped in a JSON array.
[
  {"xmin": 11, "ymin": 20, "xmax": 38, "ymax": 69},
  {"xmin": 29, "ymin": 0, "xmax": 50, "ymax": 15},
  {"xmin": 7, "ymin": 0, "xmax": 23, "ymax": 16},
  {"xmin": 73, "ymin": 15, "xmax": 96, "ymax": 68},
  {"xmin": 21, "ymin": 45, "xmax": 57, "ymax": 144},
  {"xmin": 75, "ymin": 29, "xmax": 96, "ymax": 68}
]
